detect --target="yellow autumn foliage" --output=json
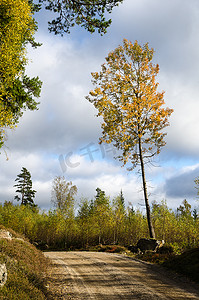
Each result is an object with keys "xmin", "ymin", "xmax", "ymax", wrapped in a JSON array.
[
  {"xmin": 86, "ymin": 39, "xmax": 173, "ymax": 168},
  {"xmin": 0, "ymin": 0, "xmax": 36, "ymax": 139}
]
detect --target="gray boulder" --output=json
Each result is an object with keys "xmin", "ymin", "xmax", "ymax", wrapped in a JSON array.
[
  {"xmin": 0, "ymin": 230, "xmax": 12, "ymax": 240},
  {"xmin": 0, "ymin": 264, "xmax": 7, "ymax": 287},
  {"xmin": 137, "ymin": 238, "xmax": 164, "ymax": 253}
]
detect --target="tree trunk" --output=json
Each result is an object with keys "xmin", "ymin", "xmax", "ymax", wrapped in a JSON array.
[{"xmin": 138, "ymin": 137, "xmax": 156, "ymax": 239}]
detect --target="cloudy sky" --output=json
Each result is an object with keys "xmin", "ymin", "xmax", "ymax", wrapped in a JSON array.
[{"xmin": 1, "ymin": 0, "xmax": 199, "ymax": 212}]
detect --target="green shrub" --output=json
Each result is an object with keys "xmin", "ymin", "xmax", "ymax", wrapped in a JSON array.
[
  {"xmin": 90, "ymin": 244, "xmax": 127, "ymax": 253},
  {"xmin": 157, "ymin": 244, "xmax": 174, "ymax": 254},
  {"xmin": 136, "ymin": 252, "xmax": 173, "ymax": 264}
]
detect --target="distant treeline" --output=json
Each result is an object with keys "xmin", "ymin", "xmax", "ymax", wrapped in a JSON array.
[{"xmin": 0, "ymin": 189, "xmax": 198, "ymax": 253}]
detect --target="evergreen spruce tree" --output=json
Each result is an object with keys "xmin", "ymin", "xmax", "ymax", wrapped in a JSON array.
[
  {"xmin": 119, "ymin": 189, "xmax": 125, "ymax": 210},
  {"xmin": 93, "ymin": 188, "xmax": 111, "ymax": 244},
  {"xmin": 95, "ymin": 188, "xmax": 107, "ymax": 206},
  {"xmin": 14, "ymin": 167, "xmax": 36, "ymax": 207}
]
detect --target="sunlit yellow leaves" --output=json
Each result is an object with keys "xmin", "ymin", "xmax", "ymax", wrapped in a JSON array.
[
  {"xmin": 0, "ymin": 0, "xmax": 37, "ymax": 144},
  {"xmin": 0, "ymin": 0, "xmax": 35, "ymax": 84},
  {"xmin": 86, "ymin": 39, "xmax": 173, "ymax": 168}
]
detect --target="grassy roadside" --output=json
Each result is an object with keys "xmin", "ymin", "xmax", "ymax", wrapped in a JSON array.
[
  {"xmin": 129, "ymin": 247, "xmax": 199, "ymax": 284},
  {"xmin": 0, "ymin": 226, "xmax": 52, "ymax": 299},
  {"xmin": 162, "ymin": 247, "xmax": 199, "ymax": 283}
]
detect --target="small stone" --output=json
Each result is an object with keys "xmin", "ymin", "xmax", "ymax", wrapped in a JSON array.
[
  {"xmin": 0, "ymin": 230, "xmax": 12, "ymax": 240},
  {"xmin": 0, "ymin": 264, "xmax": 7, "ymax": 287}
]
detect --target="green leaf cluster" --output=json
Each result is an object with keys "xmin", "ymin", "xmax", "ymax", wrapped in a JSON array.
[
  {"xmin": 0, "ymin": 0, "xmax": 42, "ymax": 147},
  {"xmin": 39, "ymin": 0, "xmax": 123, "ymax": 35}
]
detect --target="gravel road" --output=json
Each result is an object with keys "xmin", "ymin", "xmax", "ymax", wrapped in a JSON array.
[{"xmin": 44, "ymin": 251, "xmax": 199, "ymax": 300}]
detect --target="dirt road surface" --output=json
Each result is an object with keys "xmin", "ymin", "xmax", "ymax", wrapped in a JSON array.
[{"xmin": 44, "ymin": 251, "xmax": 199, "ymax": 300}]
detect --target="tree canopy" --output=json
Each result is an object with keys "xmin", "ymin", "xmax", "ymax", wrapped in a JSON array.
[
  {"xmin": 86, "ymin": 39, "xmax": 173, "ymax": 238},
  {"xmin": 39, "ymin": 0, "xmax": 124, "ymax": 35},
  {"xmin": 0, "ymin": 0, "xmax": 122, "ymax": 148},
  {"xmin": 0, "ymin": 0, "xmax": 42, "ymax": 147},
  {"xmin": 87, "ymin": 39, "xmax": 173, "ymax": 169}
]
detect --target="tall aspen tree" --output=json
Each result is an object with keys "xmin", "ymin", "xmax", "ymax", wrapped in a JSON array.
[{"xmin": 86, "ymin": 39, "xmax": 173, "ymax": 238}]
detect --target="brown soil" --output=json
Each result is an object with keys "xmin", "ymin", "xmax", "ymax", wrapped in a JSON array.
[{"xmin": 44, "ymin": 251, "xmax": 199, "ymax": 300}]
